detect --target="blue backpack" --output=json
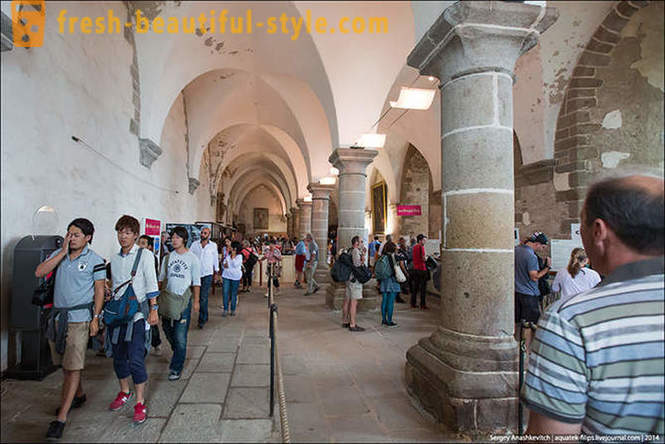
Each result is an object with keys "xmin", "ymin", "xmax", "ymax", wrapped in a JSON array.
[{"xmin": 103, "ymin": 248, "xmax": 143, "ymax": 328}]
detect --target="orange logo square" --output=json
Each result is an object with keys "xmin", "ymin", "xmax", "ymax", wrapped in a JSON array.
[{"xmin": 11, "ymin": 0, "xmax": 46, "ymax": 48}]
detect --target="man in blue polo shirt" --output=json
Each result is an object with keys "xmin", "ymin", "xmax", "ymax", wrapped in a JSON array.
[
  {"xmin": 35, "ymin": 218, "xmax": 106, "ymax": 441},
  {"xmin": 514, "ymin": 231, "xmax": 551, "ymax": 351}
]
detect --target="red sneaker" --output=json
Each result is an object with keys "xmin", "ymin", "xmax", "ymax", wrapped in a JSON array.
[
  {"xmin": 133, "ymin": 402, "xmax": 147, "ymax": 424},
  {"xmin": 109, "ymin": 391, "xmax": 133, "ymax": 411}
]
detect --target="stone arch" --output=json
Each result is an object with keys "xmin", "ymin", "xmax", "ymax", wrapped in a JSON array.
[
  {"xmin": 551, "ymin": 0, "xmax": 655, "ymax": 237},
  {"xmin": 398, "ymin": 144, "xmax": 434, "ymax": 239}
]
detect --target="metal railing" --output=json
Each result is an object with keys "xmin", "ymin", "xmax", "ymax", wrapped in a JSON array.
[{"xmin": 267, "ymin": 263, "xmax": 291, "ymax": 443}]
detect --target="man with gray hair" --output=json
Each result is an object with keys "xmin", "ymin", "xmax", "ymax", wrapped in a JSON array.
[{"xmin": 304, "ymin": 233, "xmax": 320, "ymax": 295}]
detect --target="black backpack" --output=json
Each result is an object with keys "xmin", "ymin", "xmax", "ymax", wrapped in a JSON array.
[
  {"xmin": 330, "ymin": 250, "xmax": 353, "ymax": 282},
  {"xmin": 352, "ymin": 264, "xmax": 372, "ymax": 284}
]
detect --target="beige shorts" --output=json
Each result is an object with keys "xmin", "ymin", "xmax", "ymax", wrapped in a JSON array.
[
  {"xmin": 346, "ymin": 280, "xmax": 363, "ymax": 300},
  {"xmin": 49, "ymin": 321, "xmax": 90, "ymax": 371}
]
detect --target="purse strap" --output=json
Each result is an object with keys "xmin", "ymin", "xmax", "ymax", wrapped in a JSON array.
[
  {"xmin": 113, "ymin": 248, "xmax": 144, "ymax": 296},
  {"xmin": 162, "ymin": 254, "xmax": 171, "ymax": 291}
]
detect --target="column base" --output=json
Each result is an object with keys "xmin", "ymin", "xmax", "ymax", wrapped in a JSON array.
[
  {"xmin": 404, "ymin": 327, "xmax": 519, "ymax": 433},
  {"xmin": 325, "ymin": 280, "xmax": 379, "ymax": 311}
]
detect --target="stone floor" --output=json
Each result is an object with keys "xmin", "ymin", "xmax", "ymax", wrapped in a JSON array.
[{"xmin": 1, "ymin": 284, "xmax": 468, "ymax": 443}]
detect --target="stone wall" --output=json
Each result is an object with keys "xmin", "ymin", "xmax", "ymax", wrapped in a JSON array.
[
  {"xmin": 399, "ymin": 145, "xmax": 431, "ymax": 238},
  {"xmin": 551, "ymin": 0, "xmax": 663, "ymax": 237},
  {"xmin": 0, "ymin": 2, "xmax": 214, "ymax": 371},
  {"xmin": 516, "ymin": 0, "xmax": 664, "ymax": 241},
  {"xmin": 237, "ymin": 185, "xmax": 287, "ymax": 235}
]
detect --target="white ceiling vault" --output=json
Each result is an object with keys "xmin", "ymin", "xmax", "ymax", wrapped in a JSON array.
[{"xmin": 135, "ymin": 0, "xmax": 614, "ymax": 217}]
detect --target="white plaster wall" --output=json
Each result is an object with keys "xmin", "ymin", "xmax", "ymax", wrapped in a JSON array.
[
  {"xmin": 0, "ymin": 2, "xmax": 213, "ymax": 371},
  {"xmin": 238, "ymin": 186, "xmax": 287, "ymax": 234}
]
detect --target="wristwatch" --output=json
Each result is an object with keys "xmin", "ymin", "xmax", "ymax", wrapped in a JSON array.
[
  {"xmin": 151, "ymin": 304, "xmax": 159, "ymax": 311},
  {"xmin": 93, "ymin": 313, "xmax": 102, "ymax": 319}
]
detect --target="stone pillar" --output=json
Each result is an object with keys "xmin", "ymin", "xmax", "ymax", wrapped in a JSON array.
[
  {"xmin": 308, "ymin": 183, "xmax": 335, "ymax": 287},
  {"xmin": 297, "ymin": 199, "xmax": 312, "ymax": 240},
  {"xmin": 290, "ymin": 208, "xmax": 299, "ymax": 240},
  {"xmin": 403, "ymin": 1, "xmax": 557, "ymax": 434},
  {"xmin": 326, "ymin": 148, "xmax": 379, "ymax": 310},
  {"xmin": 286, "ymin": 213, "xmax": 292, "ymax": 239}
]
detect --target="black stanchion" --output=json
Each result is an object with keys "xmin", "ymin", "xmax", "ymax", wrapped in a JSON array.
[{"xmin": 269, "ymin": 303, "xmax": 277, "ymax": 417}]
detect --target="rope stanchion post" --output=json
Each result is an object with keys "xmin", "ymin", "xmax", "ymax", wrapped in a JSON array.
[{"xmin": 265, "ymin": 260, "xmax": 290, "ymax": 442}]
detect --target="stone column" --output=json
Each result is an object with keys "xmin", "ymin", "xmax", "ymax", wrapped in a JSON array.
[
  {"xmin": 307, "ymin": 183, "xmax": 335, "ymax": 287},
  {"xmin": 290, "ymin": 208, "xmax": 299, "ymax": 240},
  {"xmin": 286, "ymin": 213, "xmax": 292, "ymax": 239},
  {"xmin": 326, "ymin": 148, "xmax": 378, "ymax": 310},
  {"xmin": 403, "ymin": 1, "xmax": 558, "ymax": 433},
  {"xmin": 297, "ymin": 199, "xmax": 312, "ymax": 240}
]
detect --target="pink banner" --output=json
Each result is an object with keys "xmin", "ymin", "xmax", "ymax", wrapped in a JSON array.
[
  {"xmin": 397, "ymin": 205, "xmax": 422, "ymax": 216},
  {"xmin": 144, "ymin": 218, "xmax": 161, "ymax": 236}
]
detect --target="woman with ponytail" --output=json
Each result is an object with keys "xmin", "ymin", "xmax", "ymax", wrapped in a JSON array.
[{"xmin": 551, "ymin": 247, "xmax": 601, "ymax": 300}]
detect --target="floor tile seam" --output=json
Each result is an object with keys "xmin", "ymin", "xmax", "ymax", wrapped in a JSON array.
[
  {"xmin": 219, "ymin": 329, "xmax": 244, "ymax": 421},
  {"xmin": 156, "ymin": 343, "xmax": 207, "ymax": 442}
]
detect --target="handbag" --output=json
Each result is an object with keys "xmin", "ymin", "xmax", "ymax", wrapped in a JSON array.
[
  {"xmin": 394, "ymin": 258, "xmax": 407, "ymax": 283},
  {"xmin": 33, "ymin": 268, "xmax": 57, "ymax": 306},
  {"xmin": 103, "ymin": 248, "xmax": 143, "ymax": 328},
  {"xmin": 158, "ymin": 254, "xmax": 192, "ymax": 320}
]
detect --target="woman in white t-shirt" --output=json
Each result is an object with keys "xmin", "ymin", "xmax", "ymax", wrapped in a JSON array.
[
  {"xmin": 552, "ymin": 248, "xmax": 601, "ymax": 300},
  {"xmin": 221, "ymin": 241, "xmax": 243, "ymax": 317}
]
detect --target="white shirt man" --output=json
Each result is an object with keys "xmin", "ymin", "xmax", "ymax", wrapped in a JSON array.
[{"xmin": 189, "ymin": 228, "xmax": 219, "ymax": 329}]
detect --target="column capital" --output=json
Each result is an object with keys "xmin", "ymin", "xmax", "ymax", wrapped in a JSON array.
[
  {"xmin": 407, "ymin": 1, "xmax": 558, "ymax": 83},
  {"xmin": 328, "ymin": 148, "xmax": 378, "ymax": 176},
  {"xmin": 290, "ymin": 207, "xmax": 298, "ymax": 216},
  {"xmin": 296, "ymin": 198, "xmax": 312, "ymax": 209},
  {"xmin": 307, "ymin": 183, "xmax": 335, "ymax": 200}
]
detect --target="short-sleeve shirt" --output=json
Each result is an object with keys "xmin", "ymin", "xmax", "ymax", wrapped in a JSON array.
[
  {"xmin": 515, "ymin": 244, "xmax": 540, "ymax": 296},
  {"xmin": 110, "ymin": 244, "xmax": 159, "ymax": 322},
  {"xmin": 368, "ymin": 241, "xmax": 380, "ymax": 258},
  {"xmin": 49, "ymin": 245, "xmax": 106, "ymax": 322},
  {"xmin": 159, "ymin": 251, "xmax": 201, "ymax": 296},
  {"xmin": 521, "ymin": 257, "xmax": 664, "ymax": 435},
  {"xmin": 551, "ymin": 267, "xmax": 602, "ymax": 300},
  {"xmin": 295, "ymin": 241, "xmax": 307, "ymax": 256}
]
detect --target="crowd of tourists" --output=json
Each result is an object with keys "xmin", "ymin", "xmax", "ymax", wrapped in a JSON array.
[{"xmin": 34, "ymin": 173, "xmax": 662, "ymax": 440}]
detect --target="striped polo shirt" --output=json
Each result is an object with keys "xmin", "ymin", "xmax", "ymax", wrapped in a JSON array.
[{"xmin": 522, "ymin": 256, "xmax": 664, "ymax": 435}]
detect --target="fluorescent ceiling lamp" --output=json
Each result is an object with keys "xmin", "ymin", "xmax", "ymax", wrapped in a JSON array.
[
  {"xmin": 37, "ymin": 205, "xmax": 56, "ymax": 213},
  {"xmin": 355, "ymin": 133, "xmax": 386, "ymax": 149},
  {"xmin": 389, "ymin": 87, "xmax": 436, "ymax": 110},
  {"xmin": 524, "ymin": 1, "xmax": 546, "ymax": 5},
  {"xmin": 329, "ymin": 167, "xmax": 339, "ymax": 176},
  {"xmin": 319, "ymin": 176, "xmax": 336, "ymax": 185}
]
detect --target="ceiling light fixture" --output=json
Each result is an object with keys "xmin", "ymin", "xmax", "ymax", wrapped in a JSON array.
[
  {"xmin": 355, "ymin": 133, "xmax": 386, "ymax": 149},
  {"xmin": 389, "ymin": 87, "xmax": 436, "ymax": 110}
]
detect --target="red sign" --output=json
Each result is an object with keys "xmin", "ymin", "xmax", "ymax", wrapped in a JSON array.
[
  {"xmin": 144, "ymin": 218, "xmax": 161, "ymax": 236},
  {"xmin": 397, "ymin": 205, "xmax": 422, "ymax": 216}
]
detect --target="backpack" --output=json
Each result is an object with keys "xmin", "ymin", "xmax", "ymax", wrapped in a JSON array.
[
  {"xmin": 352, "ymin": 264, "xmax": 372, "ymax": 284},
  {"xmin": 103, "ymin": 248, "xmax": 143, "ymax": 328},
  {"xmin": 374, "ymin": 255, "xmax": 393, "ymax": 281},
  {"xmin": 330, "ymin": 250, "xmax": 353, "ymax": 282}
]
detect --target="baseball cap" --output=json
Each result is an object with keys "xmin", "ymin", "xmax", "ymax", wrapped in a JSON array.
[{"xmin": 527, "ymin": 232, "xmax": 549, "ymax": 245}]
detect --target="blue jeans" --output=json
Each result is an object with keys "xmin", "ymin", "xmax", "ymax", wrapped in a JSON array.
[
  {"xmin": 162, "ymin": 299, "xmax": 192, "ymax": 374},
  {"xmin": 223, "ymin": 278, "xmax": 240, "ymax": 312},
  {"xmin": 199, "ymin": 274, "xmax": 213, "ymax": 326},
  {"xmin": 112, "ymin": 319, "xmax": 148, "ymax": 384},
  {"xmin": 381, "ymin": 292, "xmax": 398, "ymax": 323}
]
